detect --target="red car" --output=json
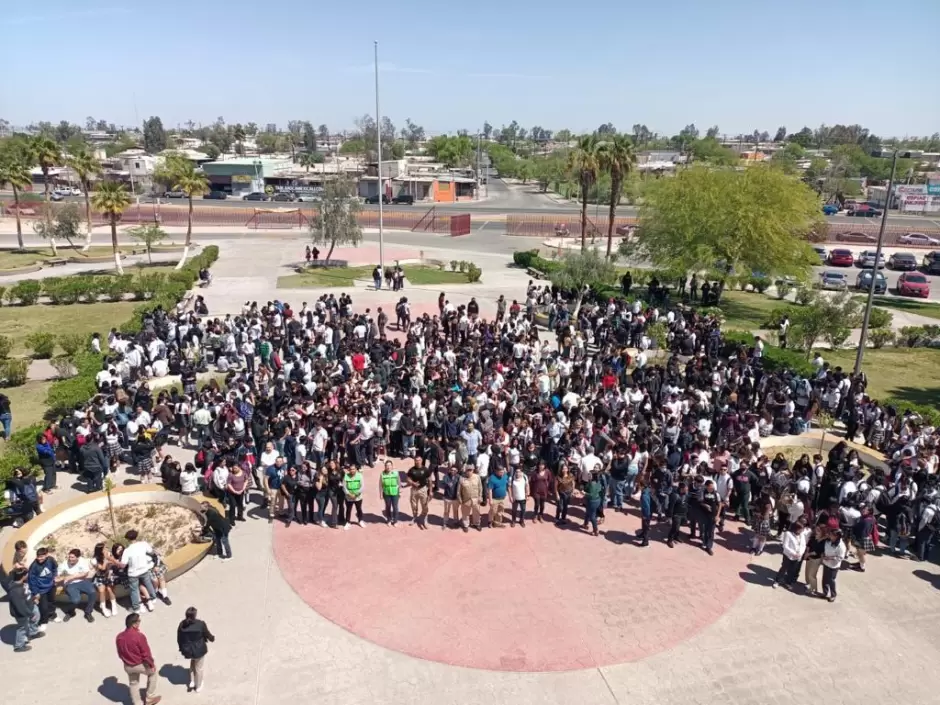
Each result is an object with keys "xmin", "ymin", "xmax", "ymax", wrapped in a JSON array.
[
  {"xmin": 828, "ymin": 248, "xmax": 855, "ymax": 267},
  {"xmin": 897, "ymin": 272, "xmax": 930, "ymax": 298}
]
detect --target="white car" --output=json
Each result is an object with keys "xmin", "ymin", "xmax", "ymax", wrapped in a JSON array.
[
  {"xmin": 819, "ymin": 271, "xmax": 848, "ymax": 291},
  {"xmin": 899, "ymin": 232, "xmax": 940, "ymax": 246}
]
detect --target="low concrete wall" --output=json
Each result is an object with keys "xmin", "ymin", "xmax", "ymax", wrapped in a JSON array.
[
  {"xmin": 759, "ymin": 431, "xmax": 889, "ymax": 472},
  {"xmin": 0, "ymin": 485, "xmax": 223, "ymax": 601}
]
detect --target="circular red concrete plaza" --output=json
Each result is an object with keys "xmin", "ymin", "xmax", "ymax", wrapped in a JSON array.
[{"xmin": 274, "ymin": 458, "xmax": 749, "ymax": 672}]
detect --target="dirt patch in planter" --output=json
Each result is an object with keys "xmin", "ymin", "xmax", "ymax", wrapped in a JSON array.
[{"xmin": 43, "ymin": 502, "xmax": 202, "ymax": 558}]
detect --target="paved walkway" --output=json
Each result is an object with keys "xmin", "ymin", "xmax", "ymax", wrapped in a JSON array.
[{"xmin": 3, "ymin": 233, "xmax": 940, "ymax": 705}]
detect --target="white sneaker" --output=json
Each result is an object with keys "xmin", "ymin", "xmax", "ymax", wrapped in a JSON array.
[
  {"xmin": 343, "ymin": 524, "xmax": 350, "ymax": 531},
  {"xmin": 52, "ymin": 615, "xmax": 63, "ymax": 623},
  {"xmin": 132, "ymin": 608, "xmax": 141, "ymax": 615},
  {"xmin": 189, "ymin": 679, "xmax": 195, "ymax": 690},
  {"xmin": 194, "ymin": 686, "xmax": 202, "ymax": 693},
  {"xmin": 101, "ymin": 606, "xmax": 111, "ymax": 618},
  {"xmin": 319, "ymin": 521, "xmax": 327, "ymax": 528},
  {"xmin": 144, "ymin": 601, "xmax": 154, "ymax": 612},
  {"xmin": 36, "ymin": 624, "xmax": 47, "ymax": 633},
  {"xmin": 358, "ymin": 522, "xmax": 366, "ymax": 529}
]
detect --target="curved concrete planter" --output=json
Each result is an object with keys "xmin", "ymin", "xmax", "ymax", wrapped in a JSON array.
[
  {"xmin": 0, "ymin": 485, "xmax": 223, "ymax": 602},
  {"xmin": 760, "ymin": 431, "xmax": 889, "ymax": 472},
  {"xmin": 65, "ymin": 253, "xmax": 127, "ymax": 264},
  {"xmin": 0, "ymin": 263, "xmax": 43, "ymax": 275}
]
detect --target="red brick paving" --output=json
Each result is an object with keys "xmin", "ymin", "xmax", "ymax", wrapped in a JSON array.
[{"xmin": 274, "ymin": 458, "xmax": 750, "ymax": 672}]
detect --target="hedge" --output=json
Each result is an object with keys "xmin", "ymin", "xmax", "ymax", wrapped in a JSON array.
[{"xmin": 721, "ymin": 331, "xmax": 816, "ymax": 377}]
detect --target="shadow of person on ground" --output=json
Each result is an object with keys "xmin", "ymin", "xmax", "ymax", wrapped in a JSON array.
[
  {"xmin": 159, "ymin": 663, "xmax": 191, "ymax": 686},
  {"xmin": 912, "ymin": 569, "xmax": 940, "ymax": 589},
  {"xmin": 97, "ymin": 676, "xmax": 128, "ymax": 704},
  {"xmin": 739, "ymin": 562, "xmax": 777, "ymax": 587}
]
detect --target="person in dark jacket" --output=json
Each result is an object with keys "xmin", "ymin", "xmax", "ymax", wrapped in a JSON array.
[
  {"xmin": 27, "ymin": 548, "xmax": 59, "ymax": 625},
  {"xmin": 177, "ymin": 607, "xmax": 215, "ymax": 693},
  {"xmin": 80, "ymin": 435, "xmax": 108, "ymax": 492},
  {"xmin": 8, "ymin": 568, "xmax": 45, "ymax": 652},
  {"xmin": 36, "ymin": 434, "xmax": 57, "ymax": 493},
  {"xmin": 637, "ymin": 483, "xmax": 653, "ymax": 547},
  {"xmin": 200, "ymin": 502, "xmax": 231, "ymax": 559},
  {"xmin": 666, "ymin": 482, "xmax": 690, "ymax": 548},
  {"xmin": 9, "ymin": 467, "xmax": 42, "ymax": 521}
]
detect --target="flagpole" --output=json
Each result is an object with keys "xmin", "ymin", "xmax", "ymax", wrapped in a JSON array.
[{"xmin": 374, "ymin": 40, "xmax": 384, "ymax": 273}]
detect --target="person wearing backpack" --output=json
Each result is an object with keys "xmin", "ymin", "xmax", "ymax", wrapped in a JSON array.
[{"xmin": 914, "ymin": 499, "xmax": 940, "ymax": 562}]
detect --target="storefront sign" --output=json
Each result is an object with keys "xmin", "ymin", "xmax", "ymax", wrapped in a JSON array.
[{"xmin": 273, "ymin": 184, "xmax": 324, "ymax": 195}]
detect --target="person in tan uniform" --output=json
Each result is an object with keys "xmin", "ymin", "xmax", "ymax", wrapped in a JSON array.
[{"xmin": 457, "ymin": 465, "xmax": 482, "ymax": 532}]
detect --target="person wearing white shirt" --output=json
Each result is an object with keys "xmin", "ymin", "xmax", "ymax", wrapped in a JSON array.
[
  {"xmin": 579, "ymin": 451, "xmax": 601, "ymax": 483},
  {"xmin": 56, "ymin": 549, "xmax": 97, "ymax": 621},
  {"xmin": 180, "ymin": 464, "xmax": 200, "ymax": 495},
  {"xmin": 120, "ymin": 531, "xmax": 160, "ymax": 612},
  {"xmin": 821, "ymin": 530, "xmax": 848, "ymax": 602},
  {"xmin": 774, "ymin": 521, "xmax": 809, "ymax": 589}
]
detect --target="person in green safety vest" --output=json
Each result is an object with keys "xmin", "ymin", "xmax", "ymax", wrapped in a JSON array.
[
  {"xmin": 379, "ymin": 460, "xmax": 402, "ymax": 526},
  {"xmin": 343, "ymin": 465, "xmax": 365, "ymax": 530}
]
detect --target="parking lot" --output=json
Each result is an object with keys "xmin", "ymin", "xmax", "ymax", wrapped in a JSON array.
[{"xmin": 812, "ymin": 243, "xmax": 938, "ymax": 299}]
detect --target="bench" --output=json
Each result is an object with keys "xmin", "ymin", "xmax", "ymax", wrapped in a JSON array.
[{"xmin": 46, "ymin": 258, "xmax": 68, "ymax": 267}]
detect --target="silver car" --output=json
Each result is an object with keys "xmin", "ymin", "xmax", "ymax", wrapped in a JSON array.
[
  {"xmin": 819, "ymin": 271, "xmax": 848, "ymax": 291},
  {"xmin": 856, "ymin": 250, "xmax": 886, "ymax": 269}
]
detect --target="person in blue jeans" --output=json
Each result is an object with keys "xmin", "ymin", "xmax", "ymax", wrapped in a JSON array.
[
  {"xmin": 7, "ymin": 568, "xmax": 45, "ymax": 652},
  {"xmin": 201, "ymin": 502, "xmax": 232, "ymax": 559},
  {"xmin": 637, "ymin": 483, "xmax": 653, "ymax": 546},
  {"xmin": 56, "ymin": 549, "xmax": 98, "ymax": 623},
  {"xmin": 0, "ymin": 392, "xmax": 12, "ymax": 440},
  {"xmin": 486, "ymin": 467, "xmax": 509, "ymax": 527},
  {"xmin": 582, "ymin": 472, "xmax": 604, "ymax": 537}
]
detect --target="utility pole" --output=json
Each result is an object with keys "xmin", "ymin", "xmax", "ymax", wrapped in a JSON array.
[
  {"xmin": 476, "ymin": 131, "xmax": 481, "ymax": 201},
  {"xmin": 854, "ymin": 149, "xmax": 898, "ymax": 375},
  {"xmin": 374, "ymin": 40, "xmax": 384, "ymax": 273}
]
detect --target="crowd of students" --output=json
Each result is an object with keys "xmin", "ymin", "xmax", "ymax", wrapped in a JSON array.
[{"xmin": 6, "ymin": 278, "xmax": 940, "ymax": 652}]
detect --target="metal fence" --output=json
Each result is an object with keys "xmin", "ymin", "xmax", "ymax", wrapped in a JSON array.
[{"xmin": 505, "ymin": 214, "xmax": 637, "ymax": 237}]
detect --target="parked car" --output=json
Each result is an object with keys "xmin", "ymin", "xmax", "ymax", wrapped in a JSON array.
[
  {"xmin": 855, "ymin": 270, "xmax": 887, "ymax": 294},
  {"xmin": 365, "ymin": 194, "xmax": 390, "ymax": 204},
  {"xmin": 822, "ymin": 204, "xmax": 839, "ymax": 215},
  {"xmin": 925, "ymin": 251, "xmax": 940, "ymax": 274},
  {"xmin": 899, "ymin": 231, "xmax": 940, "ymax": 246},
  {"xmin": 813, "ymin": 245, "xmax": 827, "ymax": 263},
  {"xmin": 615, "ymin": 224, "xmax": 636, "ymax": 237},
  {"xmin": 856, "ymin": 250, "xmax": 886, "ymax": 269},
  {"xmin": 887, "ymin": 252, "xmax": 918, "ymax": 271},
  {"xmin": 836, "ymin": 231, "xmax": 877, "ymax": 244},
  {"xmin": 165, "ymin": 190, "xmax": 186, "ymax": 198},
  {"xmin": 819, "ymin": 271, "xmax": 848, "ymax": 291},
  {"xmin": 844, "ymin": 199, "xmax": 859, "ymax": 211},
  {"xmin": 53, "ymin": 187, "xmax": 81, "ymax": 197},
  {"xmin": 272, "ymin": 192, "xmax": 295, "ymax": 202},
  {"xmin": 848, "ymin": 205, "xmax": 882, "ymax": 217},
  {"xmin": 203, "ymin": 191, "xmax": 227, "ymax": 200},
  {"xmin": 391, "ymin": 194, "xmax": 415, "ymax": 205},
  {"xmin": 827, "ymin": 248, "xmax": 855, "ymax": 267},
  {"xmin": 897, "ymin": 272, "xmax": 931, "ymax": 298},
  {"xmin": 49, "ymin": 192, "xmax": 64, "ymax": 201},
  {"xmin": 243, "ymin": 192, "xmax": 269, "ymax": 201},
  {"xmin": 296, "ymin": 194, "xmax": 320, "ymax": 203}
]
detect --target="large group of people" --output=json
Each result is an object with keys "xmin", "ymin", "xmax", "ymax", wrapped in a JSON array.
[{"xmin": 4, "ymin": 275, "xmax": 940, "ymax": 665}]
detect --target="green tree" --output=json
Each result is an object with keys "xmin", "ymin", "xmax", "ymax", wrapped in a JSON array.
[
  {"xmin": 789, "ymin": 291, "xmax": 862, "ymax": 357},
  {"xmin": 29, "ymin": 134, "xmax": 61, "ymax": 202},
  {"xmin": 597, "ymin": 134, "xmax": 636, "ymax": 258},
  {"xmin": 233, "ymin": 123, "xmax": 247, "ymax": 153},
  {"xmin": 567, "ymin": 134, "xmax": 600, "ymax": 250},
  {"xmin": 33, "ymin": 202, "xmax": 84, "ymax": 256},
  {"xmin": 298, "ymin": 151, "xmax": 322, "ymax": 172},
  {"xmin": 66, "ymin": 146, "xmax": 101, "ymax": 249},
  {"xmin": 549, "ymin": 249, "xmax": 617, "ymax": 317},
  {"xmin": 128, "ymin": 222, "xmax": 167, "ymax": 263},
  {"xmin": 166, "ymin": 158, "xmax": 210, "ymax": 268},
  {"xmin": 302, "ymin": 121, "xmax": 317, "ymax": 152},
  {"xmin": 203, "ymin": 143, "xmax": 221, "ymax": 160},
  {"xmin": 91, "ymin": 182, "xmax": 130, "ymax": 273},
  {"xmin": 629, "ymin": 165, "xmax": 822, "ymax": 279},
  {"xmin": 0, "ymin": 141, "xmax": 32, "ymax": 249},
  {"xmin": 689, "ymin": 137, "xmax": 738, "ymax": 166},
  {"xmin": 788, "ymin": 127, "xmax": 814, "ymax": 148},
  {"xmin": 142, "ymin": 116, "xmax": 167, "ymax": 153},
  {"xmin": 308, "ymin": 176, "xmax": 362, "ymax": 262}
]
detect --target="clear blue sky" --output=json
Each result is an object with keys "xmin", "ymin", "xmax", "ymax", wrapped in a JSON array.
[{"xmin": 2, "ymin": 0, "xmax": 938, "ymax": 138}]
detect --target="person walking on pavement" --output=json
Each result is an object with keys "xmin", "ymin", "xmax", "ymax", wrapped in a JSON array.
[
  {"xmin": 7, "ymin": 568, "xmax": 45, "ymax": 653},
  {"xmin": 177, "ymin": 606, "xmax": 215, "ymax": 694},
  {"xmin": 200, "ymin": 502, "xmax": 232, "ymax": 559},
  {"xmin": 115, "ymin": 612, "xmax": 161, "ymax": 705}
]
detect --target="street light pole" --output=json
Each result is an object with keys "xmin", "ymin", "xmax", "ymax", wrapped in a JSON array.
[
  {"xmin": 374, "ymin": 40, "xmax": 384, "ymax": 273},
  {"xmin": 853, "ymin": 149, "xmax": 898, "ymax": 375}
]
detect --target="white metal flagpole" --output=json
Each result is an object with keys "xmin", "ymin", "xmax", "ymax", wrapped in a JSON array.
[{"xmin": 374, "ymin": 40, "xmax": 384, "ymax": 273}]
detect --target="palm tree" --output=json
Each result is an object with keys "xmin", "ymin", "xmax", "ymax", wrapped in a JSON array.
[
  {"xmin": 298, "ymin": 151, "xmax": 317, "ymax": 173},
  {"xmin": 0, "ymin": 149, "xmax": 31, "ymax": 250},
  {"xmin": 91, "ymin": 181, "xmax": 130, "ymax": 274},
  {"xmin": 597, "ymin": 135, "xmax": 637, "ymax": 259},
  {"xmin": 171, "ymin": 165, "xmax": 210, "ymax": 268},
  {"xmin": 30, "ymin": 136, "xmax": 61, "ymax": 239},
  {"xmin": 567, "ymin": 134, "xmax": 600, "ymax": 251},
  {"xmin": 67, "ymin": 147, "xmax": 101, "ymax": 250}
]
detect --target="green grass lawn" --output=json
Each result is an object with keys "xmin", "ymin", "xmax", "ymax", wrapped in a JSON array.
[
  {"xmin": 710, "ymin": 290, "xmax": 796, "ymax": 331},
  {"xmin": 823, "ymin": 347, "xmax": 940, "ymax": 408},
  {"xmin": 278, "ymin": 265, "xmax": 374, "ymax": 289},
  {"xmin": 0, "ymin": 301, "xmax": 138, "ymax": 355},
  {"xmin": 0, "ymin": 246, "xmax": 117, "ymax": 269},
  {"xmin": 405, "ymin": 265, "xmax": 473, "ymax": 285},
  {"xmin": 858, "ymin": 296, "xmax": 940, "ymax": 321},
  {"xmin": 3, "ymin": 380, "xmax": 54, "ymax": 431}
]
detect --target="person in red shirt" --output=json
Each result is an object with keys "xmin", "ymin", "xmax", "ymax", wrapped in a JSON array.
[
  {"xmin": 115, "ymin": 613, "xmax": 161, "ymax": 705},
  {"xmin": 351, "ymin": 351, "xmax": 366, "ymax": 375}
]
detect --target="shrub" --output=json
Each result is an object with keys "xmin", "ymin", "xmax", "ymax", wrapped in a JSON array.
[
  {"xmin": 43, "ymin": 278, "xmax": 80, "ymax": 305},
  {"xmin": 512, "ymin": 249, "xmax": 539, "ymax": 268},
  {"xmin": 0, "ymin": 358, "xmax": 30, "ymax": 386},
  {"xmin": 450, "ymin": 260, "xmax": 459, "ymax": 272},
  {"xmin": 761, "ymin": 306, "xmax": 794, "ymax": 329},
  {"xmin": 776, "ymin": 281, "xmax": 793, "ymax": 300},
  {"xmin": 881, "ymin": 398, "xmax": 940, "ymax": 428},
  {"xmin": 25, "ymin": 332, "xmax": 55, "ymax": 359},
  {"xmin": 458, "ymin": 261, "xmax": 468, "ymax": 273},
  {"xmin": 99, "ymin": 275, "xmax": 131, "ymax": 301},
  {"xmin": 168, "ymin": 270, "xmax": 197, "ymax": 288},
  {"xmin": 749, "ymin": 276, "xmax": 771, "ymax": 294},
  {"xmin": 864, "ymin": 307, "xmax": 892, "ymax": 330},
  {"xmin": 6, "ymin": 280, "xmax": 42, "ymax": 305},
  {"xmin": 50, "ymin": 355, "xmax": 76, "ymax": 378},
  {"xmin": 0, "ymin": 286, "xmax": 6, "ymax": 302},
  {"xmin": 825, "ymin": 325, "xmax": 852, "ymax": 348},
  {"xmin": 898, "ymin": 326, "xmax": 927, "ymax": 347},
  {"xmin": 869, "ymin": 328, "xmax": 895, "ymax": 348},
  {"xmin": 466, "ymin": 263, "xmax": 482, "ymax": 282},
  {"xmin": 0, "ymin": 335, "xmax": 11, "ymax": 359},
  {"xmin": 795, "ymin": 287, "xmax": 815, "ymax": 306},
  {"xmin": 58, "ymin": 333, "xmax": 86, "ymax": 357}
]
